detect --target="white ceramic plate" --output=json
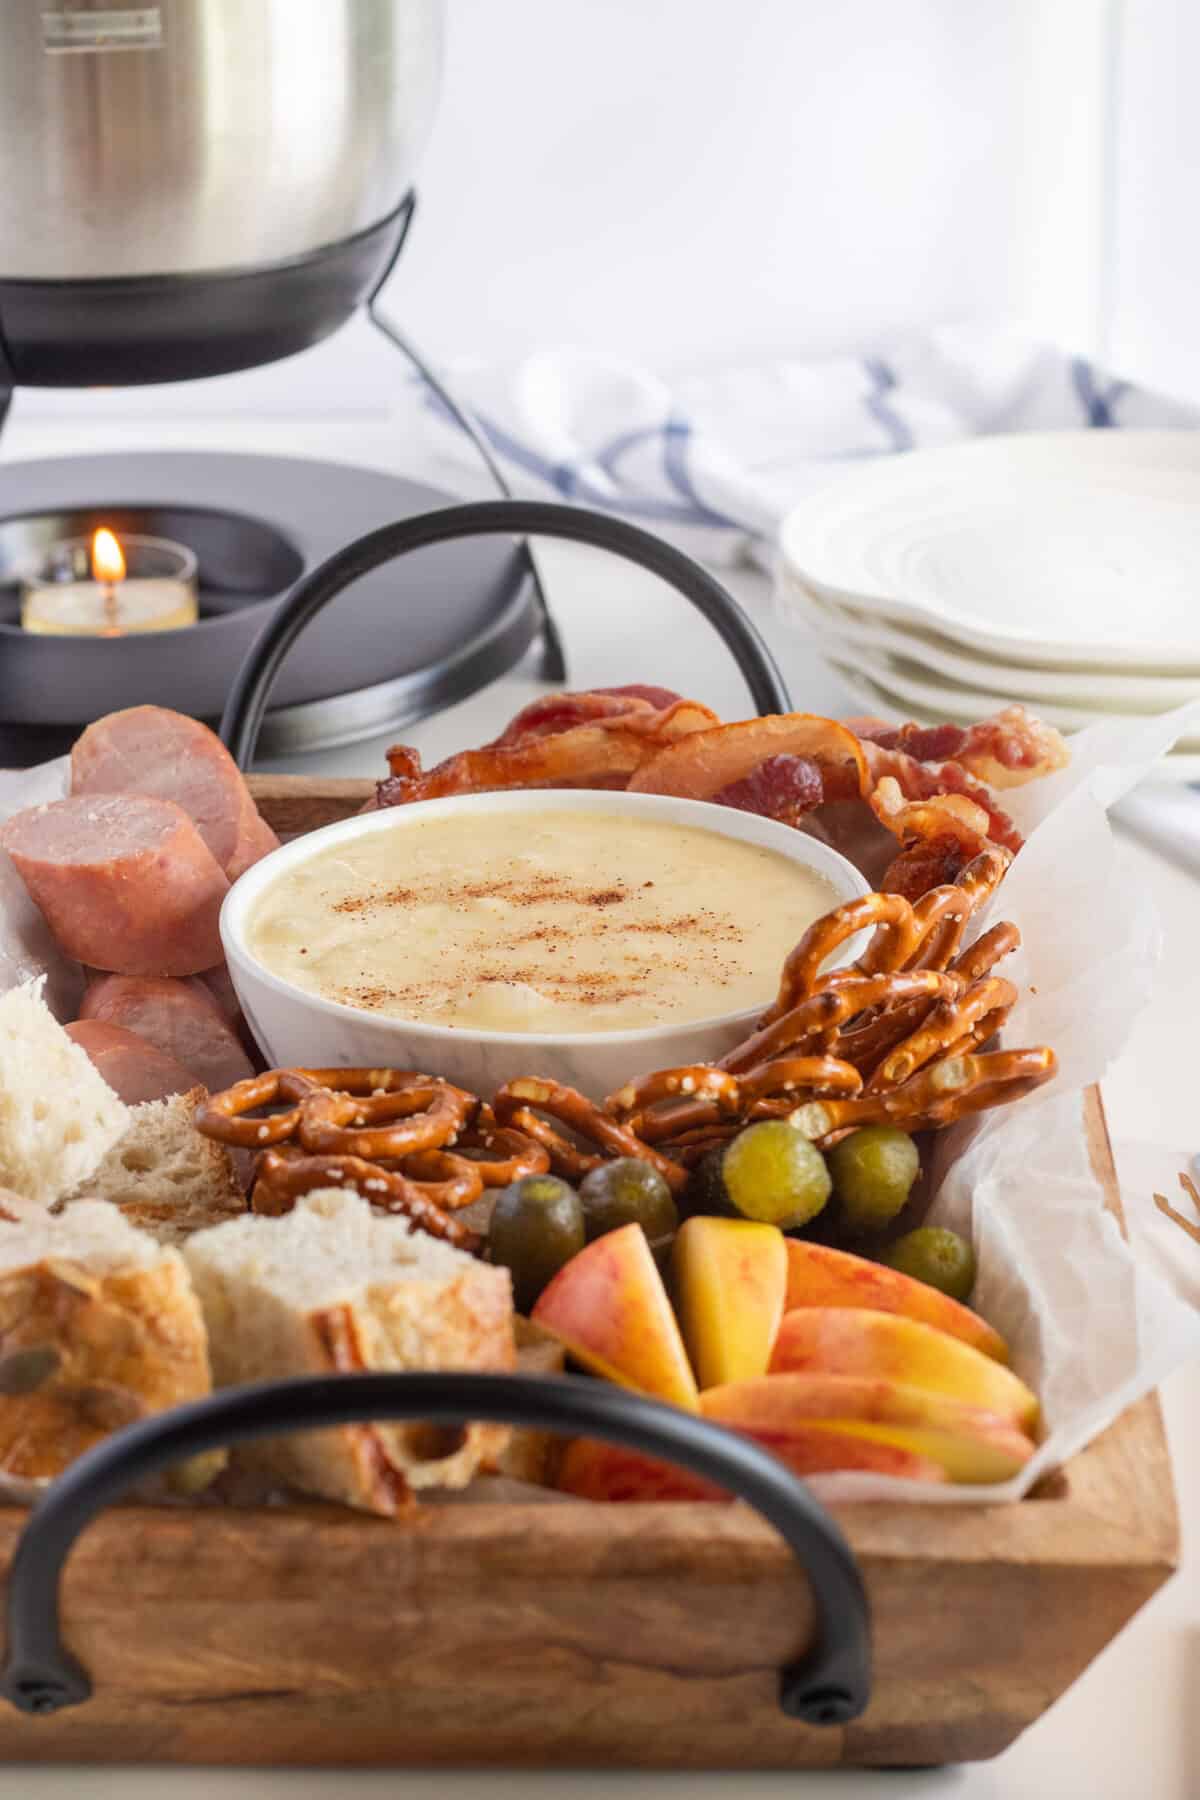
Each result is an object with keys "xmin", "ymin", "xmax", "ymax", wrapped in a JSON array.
[
  {"xmin": 830, "ymin": 661, "xmax": 1200, "ymax": 783},
  {"xmin": 779, "ymin": 430, "xmax": 1200, "ymax": 669},
  {"xmin": 778, "ymin": 578, "xmax": 1200, "ymax": 710},
  {"xmin": 821, "ymin": 647, "xmax": 1118, "ymax": 734}
]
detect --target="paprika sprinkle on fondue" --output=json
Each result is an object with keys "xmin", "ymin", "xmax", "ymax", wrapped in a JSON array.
[{"xmin": 245, "ymin": 810, "xmax": 840, "ymax": 1034}]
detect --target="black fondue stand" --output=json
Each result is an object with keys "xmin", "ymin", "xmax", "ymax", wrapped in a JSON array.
[{"xmin": 0, "ymin": 192, "xmax": 574, "ymax": 766}]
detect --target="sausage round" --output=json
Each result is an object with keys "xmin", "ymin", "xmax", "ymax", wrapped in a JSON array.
[
  {"xmin": 65, "ymin": 1020, "xmax": 200, "ymax": 1105},
  {"xmin": 80, "ymin": 975, "xmax": 254, "ymax": 1094},
  {"xmin": 0, "ymin": 794, "xmax": 228, "ymax": 977},
  {"xmin": 70, "ymin": 705, "xmax": 278, "ymax": 879}
]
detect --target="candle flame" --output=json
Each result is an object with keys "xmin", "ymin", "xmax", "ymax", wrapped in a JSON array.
[{"xmin": 91, "ymin": 528, "xmax": 126, "ymax": 586}]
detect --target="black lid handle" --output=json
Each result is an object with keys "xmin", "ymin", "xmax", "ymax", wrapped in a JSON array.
[
  {"xmin": 0, "ymin": 1371, "xmax": 869, "ymax": 1726},
  {"xmin": 219, "ymin": 499, "xmax": 792, "ymax": 768}
]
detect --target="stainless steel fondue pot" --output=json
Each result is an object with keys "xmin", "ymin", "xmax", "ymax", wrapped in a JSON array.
[{"xmin": 0, "ymin": 0, "xmax": 444, "ymax": 385}]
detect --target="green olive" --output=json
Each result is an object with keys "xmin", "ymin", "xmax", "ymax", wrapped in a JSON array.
[
  {"xmin": 579, "ymin": 1158, "xmax": 679, "ymax": 1243},
  {"xmin": 883, "ymin": 1227, "xmax": 976, "ymax": 1302},
  {"xmin": 720, "ymin": 1120, "xmax": 832, "ymax": 1230},
  {"xmin": 826, "ymin": 1126, "xmax": 920, "ymax": 1235},
  {"xmin": 681, "ymin": 1146, "xmax": 732, "ymax": 1218},
  {"xmin": 489, "ymin": 1174, "xmax": 585, "ymax": 1313}
]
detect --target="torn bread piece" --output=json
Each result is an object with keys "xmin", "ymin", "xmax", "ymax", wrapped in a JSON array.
[
  {"xmin": 0, "ymin": 980, "xmax": 128, "ymax": 1205},
  {"xmin": 75, "ymin": 1087, "xmax": 246, "ymax": 1245},
  {"xmin": 184, "ymin": 1189, "xmax": 515, "ymax": 1515},
  {"xmin": 0, "ymin": 1193, "xmax": 220, "ymax": 1490},
  {"xmin": 481, "ymin": 1317, "xmax": 568, "ymax": 1487}
]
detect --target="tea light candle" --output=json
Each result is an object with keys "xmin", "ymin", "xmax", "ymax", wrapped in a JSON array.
[{"xmin": 21, "ymin": 529, "xmax": 199, "ymax": 636}]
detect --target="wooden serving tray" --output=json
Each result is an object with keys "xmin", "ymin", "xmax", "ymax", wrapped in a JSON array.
[{"xmin": 0, "ymin": 778, "xmax": 1179, "ymax": 1769}]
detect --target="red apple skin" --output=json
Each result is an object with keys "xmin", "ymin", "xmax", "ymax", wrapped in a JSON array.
[
  {"xmin": 739, "ymin": 1424, "xmax": 948, "ymax": 1485},
  {"xmin": 557, "ymin": 1423, "xmax": 947, "ymax": 1501},
  {"xmin": 767, "ymin": 1307, "xmax": 1038, "ymax": 1434},
  {"xmin": 783, "ymin": 1239, "xmax": 1009, "ymax": 1363},
  {"xmin": 532, "ymin": 1222, "xmax": 700, "ymax": 1411},
  {"xmin": 557, "ymin": 1439, "xmax": 728, "ymax": 1502}
]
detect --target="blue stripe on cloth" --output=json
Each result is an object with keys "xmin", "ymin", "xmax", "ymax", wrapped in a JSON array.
[
  {"xmin": 420, "ymin": 388, "xmax": 737, "ymax": 527},
  {"xmin": 593, "ymin": 422, "xmax": 667, "ymax": 478},
  {"xmin": 862, "ymin": 359, "xmax": 914, "ymax": 453},
  {"xmin": 660, "ymin": 416, "xmax": 743, "ymax": 529},
  {"xmin": 1071, "ymin": 358, "xmax": 1128, "ymax": 427}
]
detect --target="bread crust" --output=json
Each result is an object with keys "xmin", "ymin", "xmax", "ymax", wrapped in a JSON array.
[{"xmin": 0, "ymin": 1251, "xmax": 218, "ymax": 1488}]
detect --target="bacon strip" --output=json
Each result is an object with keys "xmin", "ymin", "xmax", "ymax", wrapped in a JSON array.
[
  {"xmin": 711, "ymin": 754, "xmax": 825, "ymax": 826},
  {"xmin": 628, "ymin": 714, "xmax": 868, "ymax": 805},
  {"xmin": 377, "ymin": 700, "xmax": 717, "ymax": 809},
  {"xmin": 860, "ymin": 741, "xmax": 1023, "ymax": 854},
  {"xmin": 852, "ymin": 706, "xmax": 1068, "ymax": 791},
  {"xmin": 486, "ymin": 686, "xmax": 688, "ymax": 748}
]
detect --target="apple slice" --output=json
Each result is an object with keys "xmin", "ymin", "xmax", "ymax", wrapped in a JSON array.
[
  {"xmin": 702, "ymin": 1371, "xmax": 1022, "ymax": 1438},
  {"xmin": 558, "ymin": 1424, "xmax": 947, "ymax": 1500},
  {"xmin": 671, "ymin": 1216, "xmax": 787, "ymax": 1389},
  {"xmin": 557, "ymin": 1439, "xmax": 726, "ymax": 1502},
  {"xmin": 532, "ymin": 1221, "xmax": 699, "ymax": 1410},
  {"xmin": 769, "ymin": 1307, "xmax": 1039, "ymax": 1433},
  {"xmin": 783, "ymin": 1239, "xmax": 1009, "ymax": 1363},
  {"xmin": 781, "ymin": 1418, "xmax": 1034, "ymax": 1484}
]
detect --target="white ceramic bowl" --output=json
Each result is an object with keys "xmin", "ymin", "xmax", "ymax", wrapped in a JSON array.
[{"xmin": 221, "ymin": 790, "xmax": 871, "ymax": 1098}]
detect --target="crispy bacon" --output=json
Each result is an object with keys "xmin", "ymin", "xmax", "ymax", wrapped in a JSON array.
[
  {"xmin": 376, "ymin": 700, "xmax": 716, "ymax": 809},
  {"xmin": 712, "ymin": 754, "xmax": 824, "ymax": 826},
  {"xmin": 488, "ymin": 691, "xmax": 651, "ymax": 748},
  {"xmin": 629, "ymin": 715, "xmax": 868, "ymax": 805},
  {"xmin": 853, "ymin": 706, "xmax": 1068, "ymax": 791},
  {"xmin": 592, "ymin": 684, "xmax": 684, "ymax": 709},
  {"xmin": 486, "ymin": 686, "xmax": 688, "ymax": 749},
  {"xmin": 880, "ymin": 838, "xmax": 976, "ymax": 900},
  {"xmin": 860, "ymin": 741, "xmax": 1023, "ymax": 853}
]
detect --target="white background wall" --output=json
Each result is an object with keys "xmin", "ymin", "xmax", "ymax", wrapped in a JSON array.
[
  {"xmin": 1107, "ymin": 0, "xmax": 1200, "ymax": 403},
  {"xmin": 16, "ymin": 0, "xmax": 1194, "ymax": 424}
]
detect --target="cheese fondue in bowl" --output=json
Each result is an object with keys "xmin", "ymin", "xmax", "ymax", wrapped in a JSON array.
[
  {"xmin": 245, "ymin": 811, "xmax": 841, "ymax": 1035},
  {"xmin": 221, "ymin": 790, "xmax": 871, "ymax": 1097}
]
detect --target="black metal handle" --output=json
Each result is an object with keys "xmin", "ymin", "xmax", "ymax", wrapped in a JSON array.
[
  {"xmin": 0, "ymin": 1372, "xmax": 869, "ymax": 1726},
  {"xmin": 218, "ymin": 500, "xmax": 792, "ymax": 768}
]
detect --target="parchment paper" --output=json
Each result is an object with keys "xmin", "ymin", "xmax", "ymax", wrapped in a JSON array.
[{"xmin": 2, "ymin": 713, "xmax": 1199, "ymax": 1507}]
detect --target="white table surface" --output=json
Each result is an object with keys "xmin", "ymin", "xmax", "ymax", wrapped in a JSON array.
[{"xmin": 1, "ymin": 416, "xmax": 1196, "ymax": 1800}]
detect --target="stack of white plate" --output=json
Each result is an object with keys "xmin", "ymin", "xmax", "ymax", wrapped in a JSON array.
[{"xmin": 777, "ymin": 430, "xmax": 1200, "ymax": 782}]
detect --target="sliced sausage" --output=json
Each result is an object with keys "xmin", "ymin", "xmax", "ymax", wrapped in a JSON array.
[
  {"xmin": 225, "ymin": 797, "xmax": 281, "ymax": 883},
  {"xmin": 0, "ymin": 794, "xmax": 228, "ymax": 977},
  {"xmin": 70, "ymin": 705, "xmax": 276, "ymax": 879},
  {"xmin": 80, "ymin": 975, "xmax": 253, "ymax": 1094},
  {"xmin": 195, "ymin": 964, "xmax": 241, "ymax": 1027},
  {"xmin": 65, "ymin": 1020, "xmax": 199, "ymax": 1105}
]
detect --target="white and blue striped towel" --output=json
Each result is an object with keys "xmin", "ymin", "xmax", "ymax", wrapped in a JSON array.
[{"xmin": 421, "ymin": 322, "xmax": 1199, "ymax": 565}]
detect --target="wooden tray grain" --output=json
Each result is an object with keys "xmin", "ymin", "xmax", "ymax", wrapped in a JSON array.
[{"xmin": 0, "ymin": 778, "xmax": 1178, "ymax": 1769}]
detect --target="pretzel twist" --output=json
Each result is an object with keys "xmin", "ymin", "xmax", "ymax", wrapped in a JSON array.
[
  {"xmin": 251, "ymin": 1150, "xmax": 482, "ymax": 1249},
  {"xmin": 196, "ymin": 1067, "xmax": 474, "ymax": 1161},
  {"xmin": 763, "ymin": 893, "xmax": 918, "ymax": 1021},
  {"xmin": 788, "ymin": 1047, "xmax": 1057, "ymax": 1143},
  {"xmin": 865, "ymin": 976, "xmax": 1017, "ymax": 1093},
  {"xmin": 905, "ymin": 847, "xmax": 1011, "ymax": 971},
  {"xmin": 724, "ymin": 970, "xmax": 960, "ymax": 1076},
  {"xmin": 493, "ymin": 1078, "xmax": 688, "ymax": 1193},
  {"xmin": 454, "ymin": 1111, "xmax": 552, "ymax": 1186},
  {"xmin": 950, "ymin": 920, "xmax": 1022, "ymax": 985},
  {"xmin": 198, "ymin": 1068, "xmax": 550, "ymax": 1249},
  {"xmin": 735, "ymin": 1055, "xmax": 864, "ymax": 1107},
  {"xmin": 605, "ymin": 1065, "xmax": 741, "ymax": 1121}
]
